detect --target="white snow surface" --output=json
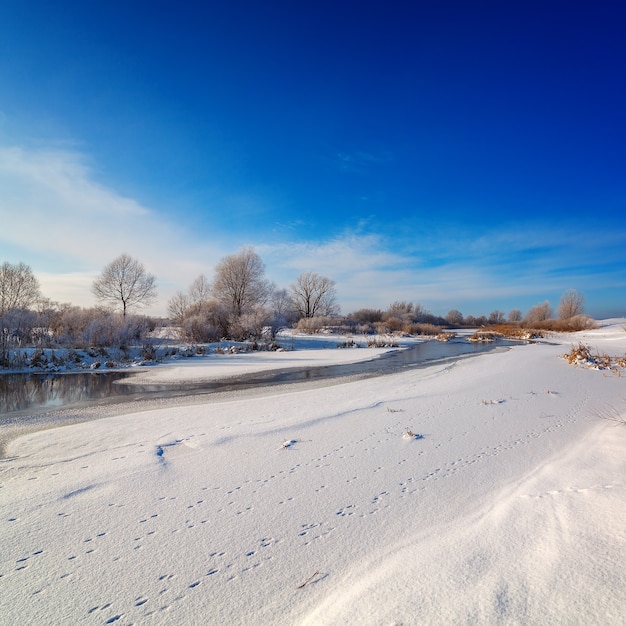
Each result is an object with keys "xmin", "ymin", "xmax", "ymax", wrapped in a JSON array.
[
  {"xmin": 123, "ymin": 331, "xmax": 400, "ymax": 386},
  {"xmin": 1, "ymin": 323, "xmax": 625, "ymax": 625}
]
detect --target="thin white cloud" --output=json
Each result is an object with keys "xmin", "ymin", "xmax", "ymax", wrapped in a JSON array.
[
  {"xmin": 262, "ymin": 234, "xmax": 403, "ymax": 276},
  {"xmin": 1, "ymin": 143, "xmax": 623, "ymax": 318},
  {"xmin": 260, "ymin": 222, "xmax": 626, "ymax": 316},
  {"xmin": 0, "ymin": 144, "xmax": 226, "ymax": 311},
  {"xmin": 335, "ymin": 150, "xmax": 393, "ymax": 173}
]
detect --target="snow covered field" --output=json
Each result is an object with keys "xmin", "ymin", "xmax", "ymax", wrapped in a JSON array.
[{"xmin": 1, "ymin": 322, "xmax": 625, "ymax": 625}]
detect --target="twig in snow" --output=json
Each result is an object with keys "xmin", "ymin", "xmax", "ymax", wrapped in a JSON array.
[
  {"xmin": 297, "ymin": 570, "xmax": 320, "ymax": 589},
  {"xmin": 403, "ymin": 428, "xmax": 424, "ymax": 440}
]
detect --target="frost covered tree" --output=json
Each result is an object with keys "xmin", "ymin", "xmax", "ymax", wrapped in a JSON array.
[
  {"xmin": 523, "ymin": 300, "xmax": 553, "ymax": 325},
  {"xmin": 0, "ymin": 261, "xmax": 41, "ymax": 367},
  {"xmin": 445, "ymin": 309, "xmax": 464, "ymax": 326},
  {"xmin": 167, "ymin": 291, "xmax": 190, "ymax": 326},
  {"xmin": 0, "ymin": 261, "xmax": 40, "ymax": 314},
  {"xmin": 488, "ymin": 310, "xmax": 505, "ymax": 325},
  {"xmin": 92, "ymin": 254, "xmax": 157, "ymax": 317},
  {"xmin": 212, "ymin": 247, "xmax": 271, "ymax": 317},
  {"xmin": 508, "ymin": 309, "xmax": 522, "ymax": 323},
  {"xmin": 558, "ymin": 289, "xmax": 585, "ymax": 319},
  {"xmin": 188, "ymin": 274, "xmax": 211, "ymax": 305},
  {"xmin": 290, "ymin": 272, "xmax": 338, "ymax": 319}
]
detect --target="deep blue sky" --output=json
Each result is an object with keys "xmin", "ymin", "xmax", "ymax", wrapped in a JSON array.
[{"xmin": 1, "ymin": 1, "xmax": 625, "ymax": 318}]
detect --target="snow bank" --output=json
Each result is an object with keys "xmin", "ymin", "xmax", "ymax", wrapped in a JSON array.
[
  {"xmin": 1, "ymin": 322, "xmax": 624, "ymax": 624},
  {"xmin": 123, "ymin": 344, "xmax": 396, "ymax": 386}
]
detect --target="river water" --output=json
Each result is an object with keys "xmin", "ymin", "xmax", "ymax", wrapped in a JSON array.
[{"xmin": 0, "ymin": 338, "xmax": 515, "ymax": 418}]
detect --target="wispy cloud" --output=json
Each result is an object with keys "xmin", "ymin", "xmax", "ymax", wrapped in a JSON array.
[
  {"xmin": 335, "ymin": 150, "xmax": 393, "ymax": 173},
  {"xmin": 261, "ymin": 222, "xmax": 626, "ymax": 316},
  {"xmin": 1, "ymin": 143, "xmax": 623, "ymax": 317},
  {"xmin": 0, "ymin": 144, "xmax": 224, "ymax": 308}
]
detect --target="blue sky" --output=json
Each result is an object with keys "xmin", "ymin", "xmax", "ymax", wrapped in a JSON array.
[{"xmin": 1, "ymin": 1, "xmax": 625, "ymax": 318}]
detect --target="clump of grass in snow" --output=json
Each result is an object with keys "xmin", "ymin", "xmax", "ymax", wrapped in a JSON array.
[
  {"xmin": 336, "ymin": 340, "xmax": 358, "ymax": 349},
  {"xmin": 368, "ymin": 337, "xmax": 399, "ymax": 348},
  {"xmin": 467, "ymin": 331, "xmax": 499, "ymax": 343},
  {"xmin": 436, "ymin": 332, "xmax": 455, "ymax": 342},
  {"xmin": 563, "ymin": 343, "xmax": 624, "ymax": 374},
  {"xmin": 593, "ymin": 406, "xmax": 626, "ymax": 426},
  {"xmin": 490, "ymin": 325, "xmax": 545, "ymax": 340}
]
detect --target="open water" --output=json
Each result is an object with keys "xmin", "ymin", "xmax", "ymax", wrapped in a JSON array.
[{"xmin": 0, "ymin": 338, "xmax": 515, "ymax": 418}]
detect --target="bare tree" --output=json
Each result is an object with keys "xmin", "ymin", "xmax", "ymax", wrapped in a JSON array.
[
  {"xmin": 558, "ymin": 289, "xmax": 585, "ymax": 319},
  {"xmin": 290, "ymin": 271, "xmax": 339, "ymax": 318},
  {"xmin": 488, "ymin": 310, "xmax": 505, "ymax": 325},
  {"xmin": 508, "ymin": 309, "xmax": 522, "ymax": 323},
  {"xmin": 0, "ymin": 261, "xmax": 42, "ymax": 367},
  {"xmin": 523, "ymin": 300, "xmax": 553, "ymax": 325},
  {"xmin": 167, "ymin": 290, "xmax": 190, "ymax": 325},
  {"xmin": 270, "ymin": 288, "xmax": 293, "ymax": 317},
  {"xmin": 212, "ymin": 246, "xmax": 271, "ymax": 317},
  {"xmin": 167, "ymin": 275, "xmax": 211, "ymax": 329},
  {"xmin": 386, "ymin": 301, "xmax": 414, "ymax": 320},
  {"xmin": 445, "ymin": 309, "xmax": 464, "ymax": 326},
  {"xmin": 189, "ymin": 274, "xmax": 212, "ymax": 305},
  {"xmin": 92, "ymin": 254, "xmax": 157, "ymax": 316},
  {"xmin": 0, "ymin": 261, "xmax": 40, "ymax": 314}
]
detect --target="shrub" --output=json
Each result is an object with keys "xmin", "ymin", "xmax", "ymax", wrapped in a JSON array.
[
  {"xmin": 564, "ymin": 342, "xmax": 622, "ymax": 371},
  {"xmin": 367, "ymin": 337, "xmax": 399, "ymax": 348},
  {"xmin": 522, "ymin": 316, "xmax": 595, "ymax": 332},
  {"xmin": 294, "ymin": 316, "xmax": 335, "ymax": 333},
  {"xmin": 337, "ymin": 340, "xmax": 357, "ymax": 348},
  {"xmin": 468, "ymin": 331, "xmax": 499, "ymax": 342},
  {"xmin": 489, "ymin": 325, "xmax": 544, "ymax": 340},
  {"xmin": 523, "ymin": 301, "xmax": 553, "ymax": 325}
]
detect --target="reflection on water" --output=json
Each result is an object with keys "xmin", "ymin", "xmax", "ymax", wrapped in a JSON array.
[
  {"xmin": 0, "ymin": 339, "xmax": 514, "ymax": 417},
  {"xmin": 0, "ymin": 372, "xmax": 134, "ymax": 415}
]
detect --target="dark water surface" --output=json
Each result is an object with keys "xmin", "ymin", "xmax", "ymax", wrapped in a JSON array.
[{"xmin": 0, "ymin": 338, "xmax": 515, "ymax": 419}]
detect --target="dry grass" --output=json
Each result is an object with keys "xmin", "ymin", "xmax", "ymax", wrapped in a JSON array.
[
  {"xmin": 593, "ymin": 405, "xmax": 626, "ymax": 426},
  {"xmin": 564, "ymin": 343, "xmax": 624, "ymax": 374},
  {"xmin": 367, "ymin": 337, "xmax": 399, "ymax": 348},
  {"xmin": 486, "ymin": 316, "xmax": 595, "ymax": 339},
  {"xmin": 436, "ymin": 332, "xmax": 455, "ymax": 342},
  {"xmin": 522, "ymin": 315, "xmax": 596, "ymax": 332},
  {"xmin": 467, "ymin": 331, "xmax": 499, "ymax": 342},
  {"xmin": 489, "ymin": 325, "xmax": 545, "ymax": 340}
]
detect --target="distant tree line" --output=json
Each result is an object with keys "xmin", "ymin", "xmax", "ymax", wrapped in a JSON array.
[
  {"xmin": 0, "ymin": 250, "xmax": 340, "ymax": 366},
  {"xmin": 0, "ymin": 249, "xmax": 594, "ymax": 369},
  {"xmin": 301, "ymin": 291, "xmax": 591, "ymax": 336}
]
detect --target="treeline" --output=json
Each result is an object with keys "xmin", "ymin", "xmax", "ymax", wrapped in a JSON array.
[
  {"xmin": 167, "ymin": 247, "xmax": 338, "ymax": 342},
  {"xmin": 0, "ymin": 249, "xmax": 340, "ymax": 367},
  {"xmin": 0, "ymin": 249, "xmax": 594, "ymax": 369},
  {"xmin": 0, "ymin": 259, "xmax": 154, "ymax": 367},
  {"xmin": 313, "ymin": 291, "xmax": 593, "ymax": 337}
]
